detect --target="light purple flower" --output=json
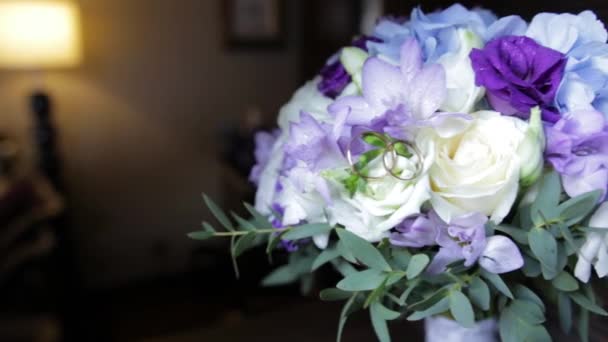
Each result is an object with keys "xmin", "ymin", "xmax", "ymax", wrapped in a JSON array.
[
  {"xmin": 545, "ymin": 110, "xmax": 608, "ymax": 200},
  {"xmin": 426, "ymin": 211, "xmax": 523, "ymax": 274},
  {"xmin": 390, "ymin": 213, "xmax": 437, "ymax": 248},
  {"xmin": 329, "ymin": 37, "xmax": 470, "ymax": 150},
  {"xmin": 249, "ymin": 130, "xmax": 280, "ymax": 185},
  {"xmin": 470, "ymin": 35, "xmax": 567, "ymax": 122}
]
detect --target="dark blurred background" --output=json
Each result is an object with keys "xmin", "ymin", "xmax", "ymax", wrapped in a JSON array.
[{"xmin": 0, "ymin": 1, "xmax": 606, "ymax": 341}]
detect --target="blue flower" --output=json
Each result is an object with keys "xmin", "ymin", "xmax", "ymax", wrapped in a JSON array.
[{"xmin": 367, "ymin": 4, "xmax": 497, "ymax": 63}]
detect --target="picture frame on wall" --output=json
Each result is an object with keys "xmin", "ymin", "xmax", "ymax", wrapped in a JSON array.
[{"xmin": 224, "ymin": 0, "xmax": 285, "ymax": 49}]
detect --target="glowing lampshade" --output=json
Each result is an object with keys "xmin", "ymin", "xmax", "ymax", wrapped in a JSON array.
[{"xmin": 0, "ymin": 1, "xmax": 82, "ymax": 69}]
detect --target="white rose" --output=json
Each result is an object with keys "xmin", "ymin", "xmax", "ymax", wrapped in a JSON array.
[
  {"xmin": 438, "ymin": 29, "xmax": 485, "ymax": 113},
  {"xmin": 574, "ymin": 202, "xmax": 608, "ymax": 283},
  {"xmin": 424, "ymin": 111, "xmax": 530, "ymax": 223},
  {"xmin": 326, "ymin": 138, "xmax": 434, "ymax": 242}
]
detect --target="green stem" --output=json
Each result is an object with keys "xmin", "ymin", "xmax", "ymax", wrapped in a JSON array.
[{"xmin": 213, "ymin": 228, "xmax": 287, "ymax": 237}]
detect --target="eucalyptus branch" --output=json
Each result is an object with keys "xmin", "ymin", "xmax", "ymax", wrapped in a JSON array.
[{"xmin": 212, "ymin": 228, "xmax": 283, "ymax": 237}]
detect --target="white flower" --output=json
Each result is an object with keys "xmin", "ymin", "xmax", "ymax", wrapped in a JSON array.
[
  {"xmin": 326, "ymin": 137, "xmax": 434, "ymax": 242},
  {"xmin": 277, "ymin": 78, "xmax": 333, "ymax": 131},
  {"xmin": 437, "ymin": 29, "xmax": 485, "ymax": 113},
  {"xmin": 575, "ymin": 202, "xmax": 608, "ymax": 283},
  {"xmin": 423, "ymin": 111, "xmax": 531, "ymax": 223}
]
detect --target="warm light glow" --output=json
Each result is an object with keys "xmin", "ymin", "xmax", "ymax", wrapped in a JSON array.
[{"xmin": 0, "ymin": 1, "xmax": 82, "ymax": 69}]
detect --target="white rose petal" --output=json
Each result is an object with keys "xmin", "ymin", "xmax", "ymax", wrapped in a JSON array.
[{"xmin": 424, "ymin": 111, "xmax": 529, "ymax": 224}]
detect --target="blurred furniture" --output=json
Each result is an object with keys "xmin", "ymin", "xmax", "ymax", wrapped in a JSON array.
[{"xmin": 0, "ymin": 0, "xmax": 82, "ymax": 191}]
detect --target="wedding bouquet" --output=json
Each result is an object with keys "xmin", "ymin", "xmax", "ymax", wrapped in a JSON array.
[{"xmin": 190, "ymin": 4, "xmax": 608, "ymax": 341}]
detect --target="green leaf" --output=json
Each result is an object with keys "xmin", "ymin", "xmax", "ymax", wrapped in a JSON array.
[
  {"xmin": 530, "ymin": 170, "xmax": 561, "ymax": 226},
  {"xmin": 388, "ymin": 247, "xmax": 411, "ymax": 270},
  {"xmin": 233, "ymin": 231, "xmax": 257, "ymax": 257},
  {"xmin": 528, "ymin": 227, "xmax": 558, "ymax": 279},
  {"xmin": 557, "ymin": 292, "xmax": 572, "ymax": 333},
  {"xmin": 364, "ymin": 280, "xmax": 387, "ymax": 309},
  {"xmin": 320, "ymin": 288, "xmax": 352, "ymax": 301},
  {"xmin": 522, "ymin": 254, "xmax": 542, "ymax": 277},
  {"xmin": 370, "ymin": 303, "xmax": 391, "ymax": 342},
  {"xmin": 202, "ymin": 221, "xmax": 215, "ymax": 232},
  {"xmin": 362, "ymin": 132, "xmax": 387, "ymax": 148},
  {"xmin": 578, "ymin": 309, "xmax": 589, "ymax": 342},
  {"xmin": 231, "ymin": 212, "xmax": 256, "ymax": 231},
  {"xmin": 337, "ymin": 269, "xmax": 387, "ymax": 291},
  {"xmin": 569, "ymin": 292, "xmax": 608, "ymax": 316},
  {"xmin": 449, "ymin": 291, "xmax": 475, "ymax": 328},
  {"xmin": 398, "ymin": 278, "xmax": 420, "ymax": 305},
  {"xmin": 243, "ymin": 202, "xmax": 271, "ymax": 228},
  {"xmin": 230, "ymin": 236, "xmax": 240, "ymax": 278},
  {"xmin": 526, "ymin": 325, "xmax": 552, "ymax": 342},
  {"xmin": 468, "ymin": 276, "xmax": 490, "ymax": 311},
  {"xmin": 312, "ymin": 248, "xmax": 341, "ymax": 271},
  {"xmin": 480, "ymin": 269, "xmax": 513, "ymax": 299},
  {"xmin": 337, "ymin": 293, "xmax": 359, "ymax": 342},
  {"xmin": 494, "ymin": 225, "xmax": 529, "ymax": 245},
  {"xmin": 406, "ymin": 254, "xmax": 430, "ymax": 280},
  {"xmin": 407, "ymin": 297, "xmax": 449, "ymax": 321},
  {"xmin": 513, "ymin": 284, "xmax": 545, "ymax": 312},
  {"xmin": 283, "ymin": 223, "xmax": 333, "ymax": 241},
  {"xmin": 551, "ymin": 271, "xmax": 579, "ymax": 292},
  {"xmin": 261, "ymin": 265, "xmax": 299, "ymax": 286},
  {"xmin": 203, "ymin": 194, "xmax": 233, "ymax": 231},
  {"xmin": 337, "ymin": 240, "xmax": 358, "ymax": 264},
  {"xmin": 266, "ymin": 231, "xmax": 285, "ymax": 255},
  {"xmin": 408, "ymin": 286, "xmax": 450, "ymax": 312},
  {"xmin": 372, "ymin": 302, "xmax": 400, "ymax": 320},
  {"xmin": 187, "ymin": 231, "xmax": 215, "ymax": 240},
  {"xmin": 509, "ymin": 299, "xmax": 545, "ymax": 325},
  {"xmin": 336, "ymin": 228, "xmax": 391, "ymax": 271},
  {"xmin": 558, "ymin": 190, "xmax": 602, "ymax": 225}
]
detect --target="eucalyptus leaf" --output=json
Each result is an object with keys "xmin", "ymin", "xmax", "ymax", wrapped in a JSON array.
[
  {"xmin": 370, "ymin": 303, "xmax": 391, "ymax": 342},
  {"xmin": 320, "ymin": 288, "xmax": 352, "ymax": 301},
  {"xmin": 337, "ymin": 293, "xmax": 359, "ymax": 342},
  {"xmin": 513, "ymin": 284, "xmax": 545, "ymax": 312},
  {"xmin": 266, "ymin": 231, "xmax": 285, "ymax": 255},
  {"xmin": 528, "ymin": 227, "xmax": 558, "ymax": 278},
  {"xmin": 558, "ymin": 190, "xmax": 602, "ymax": 225},
  {"xmin": 243, "ymin": 202, "xmax": 272, "ymax": 228},
  {"xmin": 569, "ymin": 292, "xmax": 608, "ymax": 316},
  {"xmin": 233, "ymin": 231, "xmax": 257, "ymax": 257},
  {"xmin": 372, "ymin": 302, "xmax": 401, "ymax": 320},
  {"xmin": 203, "ymin": 194, "xmax": 233, "ymax": 231},
  {"xmin": 337, "ymin": 228, "xmax": 392, "ymax": 271},
  {"xmin": 522, "ymin": 255, "xmax": 542, "ymax": 277},
  {"xmin": 480, "ymin": 269, "xmax": 513, "ymax": 299},
  {"xmin": 406, "ymin": 254, "xmax": 430, "ymax": 280},
  {"xmin": 509, "ymin": 299, "xmax": 545, "ymax": 325},
  {"xmin": 558, "ymin": 292, "xmax": 572, "ymax": 333},
  {"xmin": 552, "ymin": 271, "xmax": 579, "ymax": 292},
  {"xmin": 337, "ymin": 269, "xmax": 387, "ymax": 292},
  {"xmin": 468, "ymin": 277, "xmax": 490, "ymax": 311},
  {"xmin": 187, "ymin": 231, "xmax": 215, "ymax": 240},
  {"xmin": 399, "ymin": 278, "xmax": 420, "ymax": 305},
  {"xmin": 231, "ymin": 212, "xmax": 256, "ymax": 231},
  {"xmin": 407, "ymin": 297, "xmax": 449, "ymax": 321},
  {"xmin": 449, "ymin": 291, "xmax": 475, "ymax": 328},
  {"xmin": 337, "ymin": 240, "xmax": 358, "ymax": 264},
  {"xmin": 201, "ymin": 221, "xmax": 215, "ymax": 232},
  {"xmin": 578, "ymin": 309, "xmax": 589, "ymax": 342},
  {"xmin": 530, "ymin": 170, "xmax": 561, "ymax": 226},
  {"xmin": 494, "ymin": 225, "xmax": 529, "ymax": 245},
  {"xmin": 282, "ymin": 223, "xmax": 333, "ymax": 240},
  {"xmin": 312, "ymin": 248, "xmax": 341, "ymax": 271},
  {"xmin": 261, "ymin": 265, "xmax": 299, "ymax": 286},
  {"xmin": 408, "ymin": 286, "xmax": 451, "ymax": 312}
]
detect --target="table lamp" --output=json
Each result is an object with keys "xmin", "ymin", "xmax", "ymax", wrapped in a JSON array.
[{"xmin": 0, "ymin": 0, "xmax": 82, "ymax": 189}]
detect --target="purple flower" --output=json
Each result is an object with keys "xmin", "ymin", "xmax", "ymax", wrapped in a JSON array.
[
  {"xmin": 426, "ymin": 211, "xmax": 523, "ymax": 274},
  {"xmin": 545, "ymin": 110, "xmax": 608, "ymax": 200},
  {"xmin": 270, "ymin": 203, "xmax": 300, "ymax": 252},
  {"xmin": 390, "ymin": 213, "xmax": 438, "ymax": 248},
  {"xmin": 249, "ymin": 130, "xmax": 280, "ymax": 185},
  {"xmin": 318, "ymin": 36, "xmax": 382, "ymax": 99},
  {"xmin": 470, "ymin": 35, "xmax": 567, "ymax": 122}
]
